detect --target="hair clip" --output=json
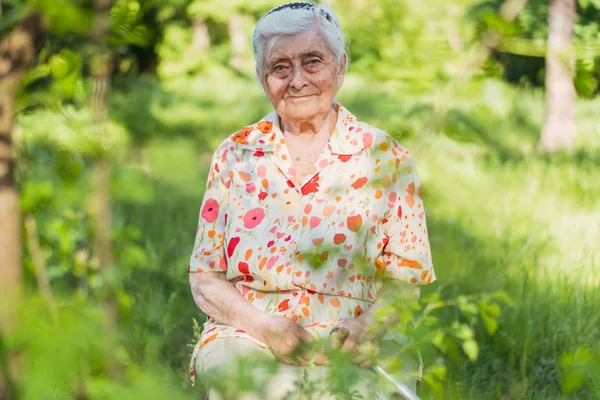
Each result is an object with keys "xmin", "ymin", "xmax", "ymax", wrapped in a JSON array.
[
  {"xmin": 265, "ymin": 2, "xmax": 336, "ymax": 26},
  {"xmin": 253, "ymin": 3, "xmax": 339, "ymax": 54}
]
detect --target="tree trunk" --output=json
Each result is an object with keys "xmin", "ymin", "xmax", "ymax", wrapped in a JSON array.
[
  {"xmin": 228, "ymin": 14, "xmax": 248, "ymax": 70},
  {"xmin": 540, "ymin": 0, "xmax": 576, "ymax": 152},
  {"xmin": 90, "ymin": 58, "xmax": 114, "ymax": 269},
  {"xmin": 193, "ymin": 18, "xmax": 210, "ymax": 51},
  {"xmin": 0, "ymin": 14, "xmax": 46, "ymax": 398},
  {"xmin": 90, "ymin": 0, "xmax": 114, "ymax": 269},
  {"xmin": 89, "ymin": 2, "xmax": 123, "ymax": 382}
]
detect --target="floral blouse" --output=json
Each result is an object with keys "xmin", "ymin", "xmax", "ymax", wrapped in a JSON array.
[{"xmin": 188, "ymin": 103, "xmax": 435, "ymax": 384}]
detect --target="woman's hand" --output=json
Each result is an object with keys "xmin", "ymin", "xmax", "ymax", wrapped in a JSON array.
[
  {"xmin": 329, "ymin": 314, "xmax": 382, "ymax": 368},
  {"xmin": 256, "ymin": 314, "xmax": 329, "ymax": 366}
]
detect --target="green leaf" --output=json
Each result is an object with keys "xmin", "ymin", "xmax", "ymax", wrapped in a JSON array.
[
  {"xmin": 49, "ymin": 54, "xmax": 70, "ymax": 78},
  {"xmin": 454, "ymin": 324, "xmax": 474, "ymax": 341},
  {"xmin": 562, "ymin": 371, "xmax": 586, "ymax": 395},
  {"xmin": 458, "ymin": 301, "xmax": 479, "ymax": 316},
  {"xmin": 486, "ymin": 303, "xmax": 501, "ymax": 318},
  {"xmin": 462, "ymin": 339, "xmax": 479, "ymax": 361},
  {"xmin": 492, "ymin": 291, "xmax": 514, "ymax": 307},
  {"xmin": 560, "ymin": 347, "xmax": 600, "ymax": 394},
  {"xmin": 422, "ymin": 315, "xmax": 439, "ymax": 326},
  {"xmin": 481, "ymin": 312, "xmax": 499, "ymax": 335},
  {"xmin": 432, "ymin": 331, "xmax": 446, "ymax": 349},
  {"xmin": 46, "ymin": 263, "xmax": 70, "ymax": 280}
]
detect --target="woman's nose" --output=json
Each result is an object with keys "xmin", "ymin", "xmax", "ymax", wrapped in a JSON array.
[{"xmin": 289, "ymin": 67, "xmax": 309, "ymax": 90}]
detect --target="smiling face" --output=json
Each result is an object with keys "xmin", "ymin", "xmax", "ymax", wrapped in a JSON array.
[{"xmin": 261, "ymin": 30, "xmax": 346, "ymax": 123}]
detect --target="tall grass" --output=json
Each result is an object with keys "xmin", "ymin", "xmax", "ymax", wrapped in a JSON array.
[{"xmin": 17, "ymin": 72, "xmax": 599, "ymax": 398}]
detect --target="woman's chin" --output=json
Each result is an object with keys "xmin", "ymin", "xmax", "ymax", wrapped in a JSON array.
[{"xmin": 282, "ymin": 101, "xmax": 323, "ymax": 119}]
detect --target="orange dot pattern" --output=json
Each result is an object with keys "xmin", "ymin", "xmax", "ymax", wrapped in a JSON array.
[{"xmin": 187, "ymin": 104, "xmax": 436, "ymax": 384}]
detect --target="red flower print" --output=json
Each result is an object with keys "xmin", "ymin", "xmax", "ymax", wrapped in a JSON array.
[
  {"xmin": 405, "ymin": 182, "xmax": 416, "ymax": 208},
  {"xmin": 389, "ymin": 192, "xmax": 397, "ymax": 203},
  {"xmin": 254, "ymin": 150, "xmax": 265, "ymax": 157},
  {"xmin": 201, "ymin": 198, "xmax": 219, "ymax": 223},
  {"xmin": 338, "ymin": 154, "xmax": 352, "ymax": 163},
  {"xmin": 257, "ymin": 121, "xmax": 273, "ymax": 134},
  {"xmin": 375, "ymin": 259, "xmax": 385, "ymax": 274},
  {"xmin": 257, "ymin": 165, "xmax": 267, "ymax": 178},
  {"xmin": 232, "ymin": 127, "xmax": 252, "ymax": 144},
  {"xmin": 323, "ymin": 204, "xmax": 336, "ymax": 217},
  {"xmin": 227, "ymin": 237, "xmax": 240, "ymax": 258},
  {"xmin": 266, "ymin": 256, "xmax": 279, "ymax": 270},
  {"xmin": 362, "ymin": 132, "xmax": 373, "ymax": 149},
  {"xmin": 278, "ymin": 299, "xmax": 291, "ymax": 312},
  {"xmin": 333, "ymin": 233, "xmax": 347, "ymax": 244},
  {"xmin": 351, "ymin": 176, "xmax": 368, "ymax": 190},
  {"xmin": 400, "ymin": 259, "xmax": 423, "ymax": 269},
  {"xmin": 301, "ymin": 173, "xmax": 320, "ymax": 195},
  {"xmin": 309, "ymin": 216, "xmax": 321, "ymax": 228},
  {"xmin": 243, "ymin": 208, "xmax": 265, "ymax": 229},
  {"xmin": 398, "ymin": 205, "xmax": 403, "ymax": 218},
  {"xmin": 347, "ymin": 215, "xmax": 363, "ymax": 232},
  {"xmin": 246, "ymin": 183, "xmax": 256, "ymax": 193},
  {"xmin": 258, "ymin": 191, "xmax": 268, "ymax": 201},
  {"xmin": 354, "ymin": 305, "xmax": 363, "ymax": 318},
  {"xmin": 329, "ymin": 298, "xmax": 341, "ymax": 308},
  {"xmin": 238, "ymin": 262, "xmax": 250, "ymax": 275}
]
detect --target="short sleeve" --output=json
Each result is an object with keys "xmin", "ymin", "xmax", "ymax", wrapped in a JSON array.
[
  {"xmin": 188, "ymin": 144, "xmax": 231, "ymax": 273},
  {"xmin": 376, "ymin": 150, "xmax": 436, "ymax": 286}
]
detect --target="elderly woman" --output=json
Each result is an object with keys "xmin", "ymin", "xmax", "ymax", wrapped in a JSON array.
[{"xmin": 188, "ymin": 2, "xmax": 435, "ymax": 398}]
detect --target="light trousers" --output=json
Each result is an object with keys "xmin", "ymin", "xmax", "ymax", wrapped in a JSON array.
[{"xmin": 196, "ymin": 337, "xmax": 418, "ymax": 400}]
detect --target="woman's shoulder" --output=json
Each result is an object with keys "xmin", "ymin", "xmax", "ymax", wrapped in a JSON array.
[
  {"xmin": 213, "ymin": 114, "xmax": 278, "ymax": 157},
  {"xmin": 354, "ymin": 118, "xmax": 413, "ymax": 161}
]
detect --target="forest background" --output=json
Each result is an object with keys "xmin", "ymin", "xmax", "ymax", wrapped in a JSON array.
[{"xmin": 0, "ymin": 0, "xmax": 599, "ymax": 399}]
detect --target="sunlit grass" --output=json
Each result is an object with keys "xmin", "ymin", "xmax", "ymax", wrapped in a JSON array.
[
  {"xmin": 115, "ymin": 73, "xmax": 598, "ymax": 398},
  {"xmin": 15, "ymin": 72, "xmax": 599, "ymax": 398}
]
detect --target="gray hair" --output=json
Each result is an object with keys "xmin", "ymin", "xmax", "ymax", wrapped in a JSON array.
[{"xmin": 252, "ymin": 2, "xmax": 348, "ymax": 79}]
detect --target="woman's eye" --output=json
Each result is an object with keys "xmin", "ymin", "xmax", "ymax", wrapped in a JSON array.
[
  {"xmin": 308, "ymin": 59, "xmax": 321, "ymax": 64},
  {"xmin": 273, "ymin": 65, "xmax": 286, "ymax": 72}
]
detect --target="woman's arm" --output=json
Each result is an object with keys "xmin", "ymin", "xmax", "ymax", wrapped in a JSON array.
[
  {"xmin": 189, "ymin": 272, "xmax": 329, "ymax": 365},
  {"xmin": 190, "ymin": 271, "xmax": 268, "ymax": 337}
]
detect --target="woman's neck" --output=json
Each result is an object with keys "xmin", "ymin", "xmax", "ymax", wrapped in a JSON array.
[{"xmin": 280, "ymin": 104, "xmax": 337, "ymax": 137}]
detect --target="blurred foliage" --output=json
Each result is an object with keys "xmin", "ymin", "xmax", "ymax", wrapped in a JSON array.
[
  {"xmin": 469, "ymin": 0, "xmax": 600, "ymax": 96},
  {"xmin": 2, "ymin": 0, "xmax": 599, "ymax": 398},
  {"xmin": 560, "ymin": 347, "xmax": 600, "ymax": 395}
]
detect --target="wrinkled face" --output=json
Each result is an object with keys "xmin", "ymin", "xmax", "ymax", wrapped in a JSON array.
[{"xmin": 262, "ymin": 30, "xmax": 345, "ymax": 123}]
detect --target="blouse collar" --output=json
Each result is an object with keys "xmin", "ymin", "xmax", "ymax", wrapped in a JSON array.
[{"xmin": 239, "ymin": 103, "xmax": 364, "ymax": 155}]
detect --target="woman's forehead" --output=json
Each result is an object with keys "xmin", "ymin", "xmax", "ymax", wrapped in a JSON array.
[{"xmin": 268, "ymin": 31, "xmax": 331, "ymax": 61}]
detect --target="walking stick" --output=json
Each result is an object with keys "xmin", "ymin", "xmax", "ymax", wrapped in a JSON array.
[
  {"xmin": 372, "ymin": 364, "xmax": 421, "ymax": 400},
  {"xmin": 331, "ymin": 327, "xmax": 421, "ymax": 400}
]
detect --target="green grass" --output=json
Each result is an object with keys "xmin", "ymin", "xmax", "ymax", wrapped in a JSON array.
[{"xmin": 16, "ymin": 72, "xmax": 600, "ymax": 399}]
